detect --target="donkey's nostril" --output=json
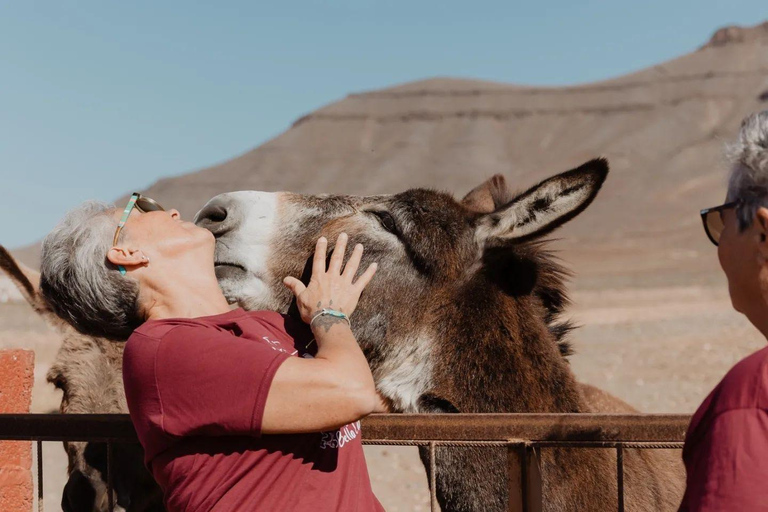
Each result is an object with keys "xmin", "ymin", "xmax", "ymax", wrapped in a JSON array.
[
  {"xmin": 206, "ymin": 205, "xmax": 228, "ymax": 223},
  {"xmin": 194, "ymin": 200, "xmax": 233, "ymax": 236}
]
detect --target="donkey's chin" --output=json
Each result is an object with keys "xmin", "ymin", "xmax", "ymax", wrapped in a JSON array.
[
  {"xmin": 214, "ymin": 264, "xmax": 275, "ymax": 310},
  {"xmin": 214, "ymin": 262, "xmax": 248, "ymax": 280},
  {"xmin": 214, "ymin": 263, "xmax": 249, "ymax": 304}
]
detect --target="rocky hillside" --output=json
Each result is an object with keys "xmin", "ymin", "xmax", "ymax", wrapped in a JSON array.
[{"xmin": 14, "ymin": 22, "xmax": 768, "ymax": 288}]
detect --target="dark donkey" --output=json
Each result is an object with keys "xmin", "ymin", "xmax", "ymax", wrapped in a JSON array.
[{"xmin": 195, "ymin": 158, "xmax": 684, "ymax": 511}]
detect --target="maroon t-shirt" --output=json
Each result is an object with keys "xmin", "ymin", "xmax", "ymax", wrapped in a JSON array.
[
  {"xmin": 679, "ymin": 345, "xmax": 768, "ymax": 511},
  {"xmin": 122, "ymin": 308, "xmax": 384, "ymax": 512}
]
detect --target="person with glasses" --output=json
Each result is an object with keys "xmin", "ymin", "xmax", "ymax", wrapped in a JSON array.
[
  {"xmin": 680, "ymin": 110, "xmax": 768, "ymax": 511},
  {"xmin": 38, "ymin": 193, "xmax": 385, "ymax": 511}
]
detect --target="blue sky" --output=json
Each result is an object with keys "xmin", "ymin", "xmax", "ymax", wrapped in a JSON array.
[{"xmin": 0, "ymin": 1, "xmax": 765, "ymax": 248}]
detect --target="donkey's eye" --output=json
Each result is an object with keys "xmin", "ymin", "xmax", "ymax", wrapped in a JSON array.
[{"xmin": 371, "ymin": 210, "xmax": 398, "ymax": 234}]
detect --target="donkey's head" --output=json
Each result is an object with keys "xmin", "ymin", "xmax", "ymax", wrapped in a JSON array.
[
  {"xmin": 196, "ymin": 159, "xmax": 608, "ymax": 413},
  {"xmin": 0, "ymin": 247, "xmax": 163, "ymax": 512}
]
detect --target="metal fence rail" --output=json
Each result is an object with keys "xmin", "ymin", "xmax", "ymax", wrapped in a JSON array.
[{"xmin": 0, "ymin": 413, "xmax": 690, "ymax": 512}]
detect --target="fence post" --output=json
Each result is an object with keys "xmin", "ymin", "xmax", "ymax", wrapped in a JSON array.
[
  {"xmin": 507, "ymin": 441, "xmax": 542, "ymax": 512},
  {"xmin": 0, "ymin": 350, "xmax": 35, "ymax": 512}
]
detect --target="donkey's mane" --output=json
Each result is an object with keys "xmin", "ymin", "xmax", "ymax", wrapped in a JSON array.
[
  {"xmin": 499, "ymin": 239, "xmax": 576, "ymax": 358},
  {"xmin": 530, "ymin": 242, "xmax": 576, "ymax": 357}
]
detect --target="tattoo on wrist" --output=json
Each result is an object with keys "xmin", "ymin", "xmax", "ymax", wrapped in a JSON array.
[
  {"xmin": 310, "ymin": 310, "xmax": 349, "ymax": 333},
  {"xmin": 314, "ymin": 315, "xmax": 348, "ymax": 333}
]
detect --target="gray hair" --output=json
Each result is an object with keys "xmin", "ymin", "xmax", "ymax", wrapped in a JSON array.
[
  {"xmin": 726, "ymin": 110, "xmax": 768, "ymax": 230},
  {"xmin": 39, "ymin": 200, "xmax": 142, "ymax": 340}
]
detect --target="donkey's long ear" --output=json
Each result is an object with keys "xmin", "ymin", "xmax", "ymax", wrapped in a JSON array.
[
  {"xmin": 461, "ymin": 174, "xmax": 513, "ymax": 213},
  {"xmin": 476, "ymin": 158, "xmax": 608, "ymax": 243},
  {"xmin": 0, "ymin": 245, "xmax": 51, "ymax": 316}
]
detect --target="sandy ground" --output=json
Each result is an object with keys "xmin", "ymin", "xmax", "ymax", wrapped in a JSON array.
[{"xmin": 1, "ymin": 277, "xmax": 764, "ymax": 511}]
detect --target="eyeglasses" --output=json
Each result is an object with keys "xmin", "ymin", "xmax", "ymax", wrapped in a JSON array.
[
  {"xmin": 113, "ymin": 193, "xmax": 165, "ymax": 275},
  {"xmin": 700, "ymin": 201, "xmax": 739, "ymax": 246}
]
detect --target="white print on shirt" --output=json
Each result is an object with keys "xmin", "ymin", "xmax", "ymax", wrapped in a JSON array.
[
  {"xmin": 262, "ymin": 336, "xmax": 299, "ymax": 356},
  {"xmin": 319, "ymin": 421, "xmax": 361, "ymax": 450}
]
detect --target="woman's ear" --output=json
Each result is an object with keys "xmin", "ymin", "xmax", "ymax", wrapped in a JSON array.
[
  {"xmin": 755, "ymin": 208, "xmax": 768, "ymax": 262},
  {"xmin": 107, "ymin": 246, "xmax": 148, "ymax": 268}
]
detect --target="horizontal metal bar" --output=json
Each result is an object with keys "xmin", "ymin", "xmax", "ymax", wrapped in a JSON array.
[
  {"xmin": 0, "ymin": 414, "xmax": 139, "ymax": 442},
  {"xmin": 361, "ymin": 440, "xmax": 685, "ymax": 449},
  {"xmin": 361, "ymin": 413, "xmax": 690, "ymax": 442},
  {"xmin": 363, "ymin": 440, "xmax": 511, "ymax": 447},
  {"xmin": 0, "ymin": 413, "xmax": 691, "ymax": 443},
  {"xmin": 532, "ymin": 441, "xmax": 685, "ymax": 449}
]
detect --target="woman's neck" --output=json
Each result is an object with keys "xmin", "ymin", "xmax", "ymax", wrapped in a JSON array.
[{"xmin": 141, "ymin": 259, "xmax": 232, "ymax": 321}]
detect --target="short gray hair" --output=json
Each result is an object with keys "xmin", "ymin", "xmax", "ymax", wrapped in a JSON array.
[
  {"xmin": 40, "ymin": 200, "xmax": 142, "ymax": 340},
  {"xmin": 726, "ymin": 110, "xmax": 768, "ymax": 230}
]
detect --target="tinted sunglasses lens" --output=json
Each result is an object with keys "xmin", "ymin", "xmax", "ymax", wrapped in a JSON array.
[
  {"xmin": 135, "ymin": 197, "xmax": 165, "ymax": 212},
  {"xmin": 705, "ymin": 210, "xmax": 724, "ymax": 245}
]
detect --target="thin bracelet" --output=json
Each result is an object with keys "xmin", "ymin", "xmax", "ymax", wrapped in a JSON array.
[{"xmin": 310, "ymin": 309, "xmax": 351, "ymax": 329}]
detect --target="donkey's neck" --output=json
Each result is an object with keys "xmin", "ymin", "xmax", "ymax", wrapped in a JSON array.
[{"xmin": 427, "ymin": 288, "xmax": 585, "ymax": 414}]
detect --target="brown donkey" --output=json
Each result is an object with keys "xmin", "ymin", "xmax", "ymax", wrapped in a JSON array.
[
  {"xmin": 0, "ymin": 158, "xmax": 683, "ymax": 510},
  {"xmin": 195, "ymin": 158, "xmax": 684, "ymax": 511}
]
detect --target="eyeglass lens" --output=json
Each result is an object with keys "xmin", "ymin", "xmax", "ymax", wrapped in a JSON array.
[
  {"xmin": 135, "ymin": 197, "xmax": 165, "ymax": 212},
  {"xmin": 705, "ymin": 210, "xmax": 725, "ymax": 245}
]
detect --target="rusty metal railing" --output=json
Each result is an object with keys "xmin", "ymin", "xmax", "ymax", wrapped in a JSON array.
[{"xmin": 0, "ymin": 413, "xmax": 690, "ymax": 512}]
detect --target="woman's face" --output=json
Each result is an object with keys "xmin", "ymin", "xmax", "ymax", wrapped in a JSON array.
[
  {"xmin": 116, "ymin": 206, "xmax": 215, "ymax": 261},
  {"xmin": 718, "ymin": 206, "xmax": 766, "ymax": 319}
]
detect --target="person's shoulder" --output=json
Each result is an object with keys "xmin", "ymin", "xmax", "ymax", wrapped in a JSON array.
[
  {"xmin": 126, "ymin": 317, "xmax": 236, "ymax": 349},
  {"xmin": 710, "ymin": 345, "xmax": 768, "ymax": 414},
  {"xmin": 131, "ymin": 317, "xmax": 225, "ymax": 343},
  {"xmin": 132, "ymin": 308, "xmax": 259, "ymax": 340}
]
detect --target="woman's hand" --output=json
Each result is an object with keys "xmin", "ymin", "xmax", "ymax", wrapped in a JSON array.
[
  {"xmin": 283, "ymin": 233, "xmax": 377, "ymax": 328},
  {"xmin": 266, "ymin": 234, "xmax": 380, "ymax": 432}
]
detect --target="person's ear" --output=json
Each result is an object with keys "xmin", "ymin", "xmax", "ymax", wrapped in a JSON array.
[
  {"xmin": 755, "ymin": 207, "xmax": 768, "ymax": 262},
  {"xmin": 107, "ymin": 246, "xmax": 148, "ymax": 269}
]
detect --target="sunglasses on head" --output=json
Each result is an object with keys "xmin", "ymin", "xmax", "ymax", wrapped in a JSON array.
[
  {"xmin": 113, "ymin": 193, "xmax": 165, "ymax": 275},
  {"xmin": 700, "ymin": 201, "xmax": 739, "ymax": 246}
]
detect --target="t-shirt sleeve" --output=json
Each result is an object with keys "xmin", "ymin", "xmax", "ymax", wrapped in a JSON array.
[
  {"xmin": 152, "ymin": 324, "xmax": 290, "ymax": 438},
  {"xmin": 683, "ymin": 408, "xmax": 768, "ymax": 511}
]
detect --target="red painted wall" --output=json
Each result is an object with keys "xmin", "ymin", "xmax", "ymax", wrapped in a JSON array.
[{"xmin": 0, "ymin": 350, "xmax": 35, "ymax": 512}]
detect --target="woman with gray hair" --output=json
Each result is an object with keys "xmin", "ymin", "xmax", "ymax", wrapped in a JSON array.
[
  {"xmin": 39, "ymin": 195, "xmax": 386, "ymax": 510},
  {"xmin": 680, "ymin": 110, "xmax": 768, "ymax": 511}
]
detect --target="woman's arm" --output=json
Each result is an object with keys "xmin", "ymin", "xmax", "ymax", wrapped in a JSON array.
[{"xmin": 261, "ymin": 233, "xmax": 379, "ymax": 434}]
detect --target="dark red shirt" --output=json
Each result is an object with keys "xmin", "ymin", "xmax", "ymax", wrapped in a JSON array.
[
  {"xmin": 122, "ymin": 308, "xmax": 384, "ymax": 512},
  {"xmin": 679, "ymin": 345, "xmax": 768, "ymax": 511}
]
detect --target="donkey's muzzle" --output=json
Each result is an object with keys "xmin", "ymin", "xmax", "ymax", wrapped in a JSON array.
[{"xmin": 194, "ymin": 195, "xmax": 238, "ymax": 237}]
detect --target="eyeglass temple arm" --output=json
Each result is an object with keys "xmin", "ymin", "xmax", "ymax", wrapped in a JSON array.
[{"xmin": 114, "ymin": 194, "xmax": 139, "ymax": 275}]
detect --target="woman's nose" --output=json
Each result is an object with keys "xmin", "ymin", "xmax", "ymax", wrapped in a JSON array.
[{"xmin": 169, "ymin": 209, "xmax": 181, "ymax": 220}]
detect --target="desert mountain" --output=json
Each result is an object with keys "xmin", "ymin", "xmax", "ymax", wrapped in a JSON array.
[{"xmin": 14, "ymin": 22, "xmax": 768, "ymax": 289}]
